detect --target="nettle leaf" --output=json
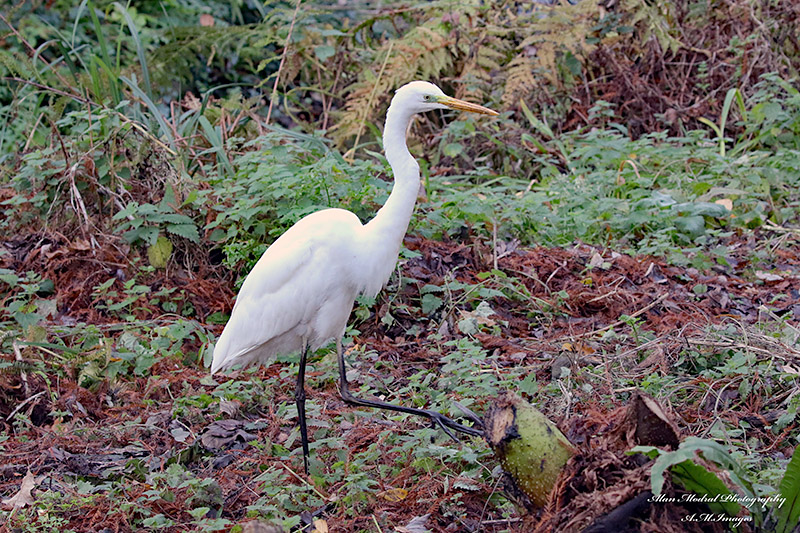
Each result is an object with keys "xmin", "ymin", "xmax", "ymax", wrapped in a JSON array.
[
  {"xmin": 0, "ymin": 268, "xmax": 19, "ymax": 286},
  {"xmin": 674, "ymin": 215, "xmax": 705, "ymax": 237},
  {"xmin": 123, "ymin": 225, "xmax": 159, "ymax": 246},
  {"xmin": 167, "ymin": 223, "xmax": 200, "ymax": 242},
  {"xmin": 155, "ymin": 213, "xmax": 195, "ymax": 225},
  {"xmin": 421, "ymin": 293, "xmax": 443, "ymax": 315},
  {"xmin": 113, "ymin": 201, "xmax": 140, "ymax": 220},
  {"xmin": 674, "ymin": 201, "xmax": 730, "ymax": 218},
  {"xmin": 314, "ymin": 45, "xmax": 336, "ymax": 61}
]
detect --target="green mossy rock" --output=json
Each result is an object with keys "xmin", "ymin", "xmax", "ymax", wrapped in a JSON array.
[{"xmin": 485, "ymin": 392, "xmax": 575, "ymax": 508}]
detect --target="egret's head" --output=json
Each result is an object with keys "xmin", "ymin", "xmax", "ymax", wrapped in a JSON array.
[{"xmin": 393, "ymin": 81, "xmax": 498, "ymax": 116}]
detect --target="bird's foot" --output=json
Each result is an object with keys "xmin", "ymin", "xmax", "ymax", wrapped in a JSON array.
[
  {"xmin": 427, "ymin": 409, "xmax": 483, "ymax": 440},
  {"xmin": 453, "ymin": 401, "xmax": 485, "ymax": 430}
]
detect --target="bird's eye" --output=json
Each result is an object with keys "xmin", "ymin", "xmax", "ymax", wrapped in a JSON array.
[{"xmin": 423, "ymin": 95, "xmax": 432, "ymax": 102}]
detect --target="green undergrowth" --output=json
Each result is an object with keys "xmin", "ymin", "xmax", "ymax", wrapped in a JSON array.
[
  {"xmin": 3, "ymin": 0, "xmax": 800, "ymax": 530},
  {"xmin": 4, "ymin": 73, "xmax": 800, "ymax": 280}
]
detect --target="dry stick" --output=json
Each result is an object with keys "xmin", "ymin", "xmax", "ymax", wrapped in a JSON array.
[
  {"xmin": 279, "ymin": 463, "xmax": 329, "ymax": 500},
  {"xmin": 764, "ymin": 220, "xmax": 800, "ymax": 236},
  {"xmin": 346, "ymin": 41, "xmax": 395, "ymax": 160},
  {"xmin": 481, "ymin": 519, "xmax": 522, "ymax": 526},
  {"xmin": 12, "ymin": 341, "xmax": 30, "ymax": 397},
  {"xmin": 265, "ymin": 0, "xmax": 303, "ymax": 126},
  {"xmin": 685, "ymin": 338, "xmax": 797, "ymax": 359},
  {"xmin": 6, "ymin": 391, "xmax": 46, "ymax": 422},
  {"xmin": 23, "ymin": 112, "xmax": 45, "ymax": 151},
  {"xmin": 492, "ymin": 218, "xmax": 498, "ymax": 271},
  {"xmin": 322, "ymin": 55, "xmax": 344, "ymax": 130},
  {"xmin": 609, "ymin": 334, "xmax": 669, "ymax": 361},
  {"xmin": 4, "ymin": 77, "xmax": 90, "ymax": 104},
  {"xmin": 67, "ymin": 162, "xmax": 99, "ymax": 249}
]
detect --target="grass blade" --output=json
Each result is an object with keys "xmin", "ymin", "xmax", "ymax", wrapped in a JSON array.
[
  {"xmin": 114, "ymin": 2, "xmax": 153, "ymax": 102},
  {"xmin": 198, "ymin": 115, "xmax": 233, "ymax": 176},
  {"xmin": 87, "ymin": 1, "xmax": 120, "ymax": 105},
  {"xmin": 71, "ymin": 0, "xmax": 90, "ymax": 48},
  {"xmin": 120, "ymin": 75, "xmax": 174, "ymax": 147}
]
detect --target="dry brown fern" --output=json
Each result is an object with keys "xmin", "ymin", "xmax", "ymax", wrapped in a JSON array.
[
  {"xmin": 333, "ymin": 23, "xmax": 456, "ymax": 145},
  {"xmin": 502, "ymin": 1, "xmax": 601, "ymax": 106},
  {"xmin": 332, "ymin": 1, "xmax": 607, "ymax": 148}
]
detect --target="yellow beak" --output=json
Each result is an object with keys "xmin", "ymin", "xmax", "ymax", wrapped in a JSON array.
[{"xmin": 437, "ymin": 96, "xmax": 499, "ymax": 116}]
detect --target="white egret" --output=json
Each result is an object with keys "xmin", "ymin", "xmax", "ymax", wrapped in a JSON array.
[{"xmin": 210, "ymin": 81, "xmax": 498, "ymax": 473}]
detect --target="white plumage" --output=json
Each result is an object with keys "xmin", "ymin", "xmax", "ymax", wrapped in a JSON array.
[{"xmin": 210, "ymin": 81, "xmax": 497, "ymax": 473}]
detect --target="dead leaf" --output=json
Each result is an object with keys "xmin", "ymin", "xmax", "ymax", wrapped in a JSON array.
[
  {"xmin": 241, "ymin": 521, "xmax": 284, "ymax": 533},
  {"xmin": 588, "ymin": 252, "xmax": 604, "ymax": 269},
  {"xmin": 755, "ymin": 270, "xmax": 783, "ymax": 282},
  {"xmin": 624, "ymin": 391, "xmax": 680, "ymax": 448},
  {"xmin": 311, "ymin": 519, "xmax": 328, "ymax": 533},
  {"xmin": 379, "ymin": 487, "xmax": 408, "ymax": 502},
  {"xmin": 201, "ymin": 419, "xmax": 258, "ymax": 450},
  {"xmin": 220, "ymin": 399, "xmax": 241, "ymax": 417},
  {"xmin": 715, "ymin": 198, "xmax": 733, "ymax": 211},
  {"xmin": 70, "ymin": 238, "xmax": 91, "ymax": 251},
  {"xmin": 2, "ymin": 470, "xmax": 36, "ymax": 510},
  {"xmin": 395, "ymin": 514, "xmax": 431, "ymax": 533}
]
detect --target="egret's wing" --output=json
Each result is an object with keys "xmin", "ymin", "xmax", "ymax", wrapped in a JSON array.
[{"xmin": 210, "ymin": 210, "xmax": 360, "ymax": 373}]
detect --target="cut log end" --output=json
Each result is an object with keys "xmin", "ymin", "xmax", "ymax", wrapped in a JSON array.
[{"xmin": 484, "ymin": 392, "xmax": 575, "ymax": 509}]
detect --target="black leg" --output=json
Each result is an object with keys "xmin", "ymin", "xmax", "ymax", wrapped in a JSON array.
[
  {"xmin": 335, "ymin": 339, "xmax": 483, "ymax": 438},
  {"xmin": 295, "ymin": 341, "xmax": 310, "ymax": 475}
]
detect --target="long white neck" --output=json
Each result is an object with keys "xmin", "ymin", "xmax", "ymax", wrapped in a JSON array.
[
  {"xmin": 359, "ymin": 98, "xmax": 421, "ymax": 296},
  {"xmin": 366, "ymin": 99, "xmax": 421, "ymax": 244}
]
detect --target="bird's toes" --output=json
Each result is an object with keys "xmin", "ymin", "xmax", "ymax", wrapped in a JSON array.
[{"xmin": 453, "ymin": 401, "xmax": 485, "ymax": 429}]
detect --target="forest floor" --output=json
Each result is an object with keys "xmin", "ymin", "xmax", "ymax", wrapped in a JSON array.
[{"xmin": 2, "ymin": 227, "xmax": 798, "ymax": 532}]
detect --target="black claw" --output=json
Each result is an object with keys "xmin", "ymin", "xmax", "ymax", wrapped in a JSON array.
[
  {"xmin": 453, "ymin": 401, "xmax": 485, "ymax": 429},
  {"xmin": 433, "ymin": 414, "xmax": 460, "ymax": 442}
]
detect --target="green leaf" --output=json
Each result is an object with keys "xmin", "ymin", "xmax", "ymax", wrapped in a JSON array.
[
  {"xmin": 147, "ymin": 236, "xmax": 173, "ymax": 269},
  {"xmin": 518, "ymin": 373, "xmax": 538, "ymax": 396},
  {"xmin": 120, "ymin": 76, "xmax": 175, "ymax": 147},
  {"xmin": 675, "ymin": 202, "xmax": 730, "ymax": 218},
  {"xmin": 776, "ymin": 445, "xmax": 800, "ymax": 533},
  {"xmin": 0, "ymin": 268, "xmax": 19, "ymax": 286},
  {"xmin": 124, "ymin": 226, "xmax": 159, "ymax": 246},
  {"xmin": 675, "ymin": 215, "xmax": 705, "ymax": 237},
  {"xmin": 314, "ymin": 45, "xmax": 336, "ymax": 61},
  {"xmin": 520, "ymin": 99, "xmax": 554, "ymax": 139},
  {"xmin": 166, "ymin": 223, "xmax": 200, "ymax": 242},
  {"xmin": 421, "ymin": 293, "xmax": 443, "ymax": 315},
  {"xmin": 197, "ymin": 116, "xmax": 233, "ymax": 176},
  {"xmin": 443, "ymin": 143, "xmax": 464, "ymax": 158},
  {"xmin": 206, "ymin": 312, "xmax": 229, "ymax": 325},
  {"xmin": 670, "ymin": 459, "xmax": 740, "ymax": 515},
  {"xmin": 636, "ymin": 437, "xmax": 764, "ymax": 521},
  {"xmin": 114, "ymin": 2, "xmax": 152, "ymax": 101},
  {"xmin": 188, "ymin": 506, "xmax": 210, "ymax": 520}
]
